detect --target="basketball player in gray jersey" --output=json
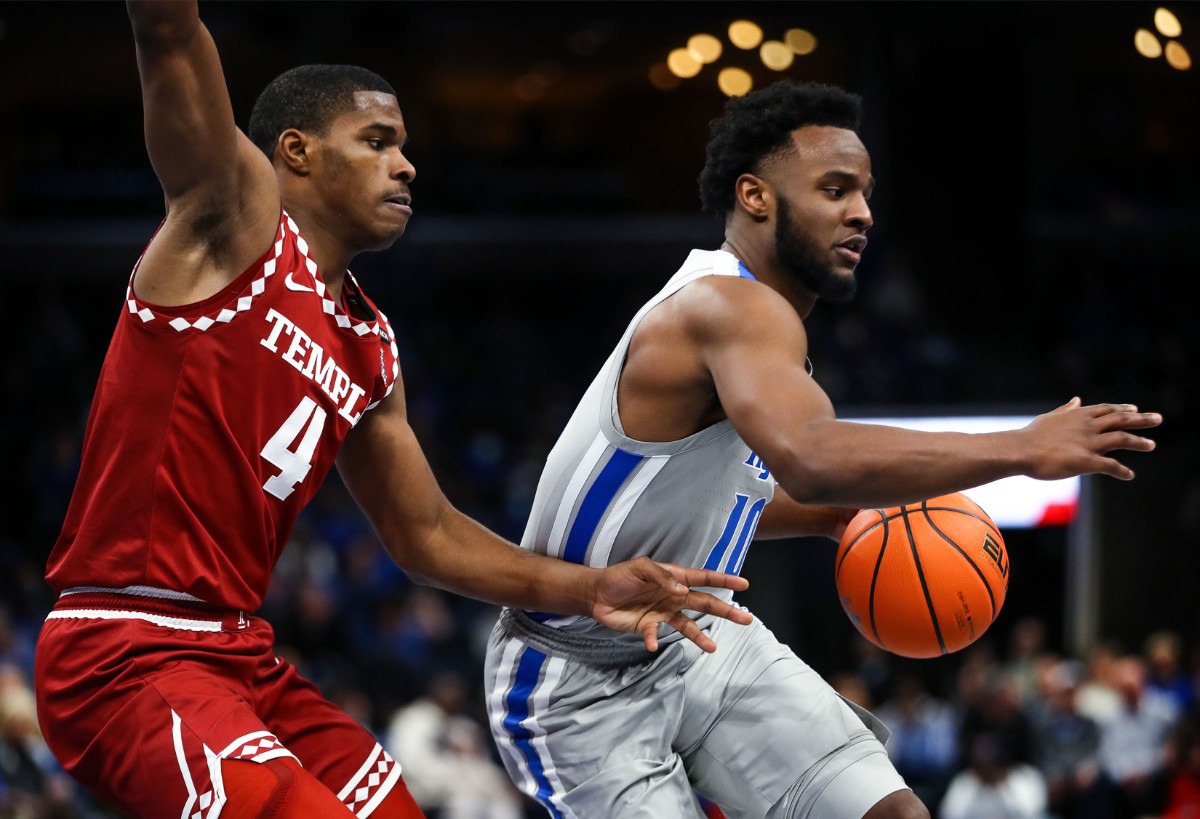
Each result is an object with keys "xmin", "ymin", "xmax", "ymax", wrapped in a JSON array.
[{"xmin": 484, "ymin": 81, "xmax": 1161, "ymax": 819}]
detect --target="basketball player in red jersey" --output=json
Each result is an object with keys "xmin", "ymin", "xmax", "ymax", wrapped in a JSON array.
[{"xmin": 31, "ymin": 3, "xmax": 753, "ymax": 817}]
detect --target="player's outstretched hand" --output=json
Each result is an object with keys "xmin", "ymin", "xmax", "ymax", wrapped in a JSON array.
[
  {"xmin": 590, "ymin": 556, "xmax": 752, "ymax": 653},
  {"xmin": 1020, "ymin": 397, "xmax": 1162, "ymax": 481}
]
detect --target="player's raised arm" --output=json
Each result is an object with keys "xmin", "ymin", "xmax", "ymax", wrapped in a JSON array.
[
  {"xmin": 336, "ymin": 386, "xmax": 751, "ymax": 653},
  {"xmin": 126, "ymin": 0, "xmax": 278, "ymax": 302}
]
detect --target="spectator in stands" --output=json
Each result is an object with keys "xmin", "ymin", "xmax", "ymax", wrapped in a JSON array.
[
  {"xmin": 1145, "ymin": 630, "xmax": 1197, "ymax": 715},
  {"xmin": 385, "ymin": 670, "xmax": 524, "ymax": 819},
  {"xmin": 1098, "ymin": 654, "xmax": 1177, "ymax": 817},
  {"xmin": 1026, "ymin": 659, "xmax": 1116, "ymax": 819},
  {"xmin": 874, "ymin": 671, "xmax": 959, "ymax": 808},
  {"xmin": 1076, "ymin": 641, "xmax": 1124, "ymax": 724},
  {"xmin": 939, "ymin": 730, "xmax": 1049, "ymax": 819}
]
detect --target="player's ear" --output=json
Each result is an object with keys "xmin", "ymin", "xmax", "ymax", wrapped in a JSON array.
[
  {"xmin": 733, "ymin": 173, "xmax": 770, "ymax": 222},
  {"xmin": 277, "ymin": 129, "xmax": 312, "ymax": 176}
]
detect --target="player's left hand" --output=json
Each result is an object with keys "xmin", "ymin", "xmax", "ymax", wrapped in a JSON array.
[
  {"xmin": 590, "ymin": 556, "xmax": 753, "ymax": 653},
  {"xmin": 827, "ymin": 506, "xmax": 860, "ymax": 542}
]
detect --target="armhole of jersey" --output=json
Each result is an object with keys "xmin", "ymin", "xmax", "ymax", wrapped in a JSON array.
[
  {"xmin": 598, "ymin": 252, "xmax": 746, "ymax": 456},
  {"xmin": 123, "ymin": 209, "xmax": 286, "ymax": 333},
  {"xmin": 125, "ymin": 207, "xmax": 285, "ymax": 320},
  {"xmin": 364, "ymin": 307, "xmax": 401, "ymax": 415},
  {"xmin": 127, "ymin": 214, "xmax": 169, "ymax": 290}
]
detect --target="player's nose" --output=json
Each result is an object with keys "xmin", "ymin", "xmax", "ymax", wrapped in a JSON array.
[
  {"xmin": 393, "ymin": 151, "xmax": 416, "ymax": 183},
  {"xmin": 846, "ymin": 193, "xmax": 872, "ymax": 231}
]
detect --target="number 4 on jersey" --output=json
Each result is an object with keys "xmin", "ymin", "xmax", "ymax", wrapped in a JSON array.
[{"xmin": 261, "ymin": 397, "xmax": 327, "ymax": 500}]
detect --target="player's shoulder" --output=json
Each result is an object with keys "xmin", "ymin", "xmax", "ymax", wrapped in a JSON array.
[{"xmin": 672, "ymin": 267, "xmax": 799, "ymax": 340}]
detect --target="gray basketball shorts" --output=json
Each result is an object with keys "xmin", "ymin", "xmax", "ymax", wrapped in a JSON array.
[{"xmin": 484, "ymin": 611, "xmax": 908, "ymax": 818}]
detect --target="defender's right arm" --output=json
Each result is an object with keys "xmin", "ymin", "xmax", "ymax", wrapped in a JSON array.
[{"xmin": 127, "ymin": 1, "xmax": 279, "ymax": 305}]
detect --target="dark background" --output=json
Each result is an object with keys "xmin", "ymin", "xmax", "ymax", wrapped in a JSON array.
[{"xmin": 1, "ymin": 0, "xmax": 1196, "ymax": 714}]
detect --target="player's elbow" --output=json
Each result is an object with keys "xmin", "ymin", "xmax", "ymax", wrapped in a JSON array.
[
  {"xmin": 768, "ymin": 446, "xmax": 857, "ymax": 505},
  {"xmin": 382, "ymin": 546, "xmax": 440, "ymax": 591},
  {"xmin": 374, "ymin": 514, "xmax": 454, "ymax": 591},
  {"xmin": 773, "ymin": 473, "xmax": 841, "ymax": 506}
]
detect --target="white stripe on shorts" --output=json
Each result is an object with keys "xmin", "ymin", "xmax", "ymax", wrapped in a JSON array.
[{"xmin": 489, "ymin": 641, "xmax": 577, "ymax": 819}]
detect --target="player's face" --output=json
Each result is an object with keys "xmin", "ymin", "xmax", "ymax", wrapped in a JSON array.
[
  {"xmin": 314, "ymin": 91, "xmax": 416, "ymax": 251},
  {"xmin": 770, "ymin": 126, "xmax": 873, "ymax": 304}
]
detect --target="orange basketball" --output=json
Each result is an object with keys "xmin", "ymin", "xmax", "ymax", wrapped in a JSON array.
[{"xmin": 835, "ymin": 492, "xmax": 1009, "ymax": 659}]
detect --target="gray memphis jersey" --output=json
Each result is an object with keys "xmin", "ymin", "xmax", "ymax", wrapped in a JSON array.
[{"xmin": 518, "ymin": 248, "xmax": 776, "ymax": 639}]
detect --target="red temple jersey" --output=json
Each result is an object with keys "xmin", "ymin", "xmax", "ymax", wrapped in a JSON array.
[{"xmin": 46, "ymin": 211, "xmax": 401, "ymax": 611}]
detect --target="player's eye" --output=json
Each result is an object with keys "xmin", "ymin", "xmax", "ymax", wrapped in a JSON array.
[
  {"xmin": 366, "ymin": 138, "xmax": 385, "ymax": 150},
  {"xmin": 824, "ymin": 187, "xmax": 844, "ymax": 199}
]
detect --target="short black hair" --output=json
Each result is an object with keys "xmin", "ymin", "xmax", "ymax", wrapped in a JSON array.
[
  {"xmin": 248, "ymin": 64, "xmax": 397, "ymax": 158},
  {"xmin": 698, "ymin": 80, "xmax": 863, "ymax": 215}
]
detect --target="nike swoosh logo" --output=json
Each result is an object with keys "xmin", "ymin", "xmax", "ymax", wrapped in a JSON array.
[{"xmin": 284, "ymin": 271, "xmax": 314, "ymax": 293}]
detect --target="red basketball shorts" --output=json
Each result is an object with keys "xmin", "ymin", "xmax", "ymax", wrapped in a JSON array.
[{"xmin": 35, "ymin": 591, "xmax": 420, "ymax": 818}]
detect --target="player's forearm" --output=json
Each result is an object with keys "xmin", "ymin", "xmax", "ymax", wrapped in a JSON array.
[
  {"xmin": 395, "ymin": 509, "xmax": 600, "ymax": 615},
  {"xmin": 767, "ymin": 424, "xmax": 1023, "ymax": 508}
]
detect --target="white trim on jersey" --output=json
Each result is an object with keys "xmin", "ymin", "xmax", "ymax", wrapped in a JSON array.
[
  {"xmin": 546, "ymin": 431, "xmax": 610, "ymax": 561},
  {"xmin": 588, "ymin": 455, "xmax": 669, "ymax": 568}
]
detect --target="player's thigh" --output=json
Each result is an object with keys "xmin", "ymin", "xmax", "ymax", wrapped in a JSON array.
[
  {"xmin": 253, "ymin": 656, "xmax": 420, "ymax": 817},
  {"xmin": 564, "ymin": 754, "xmax": 705, "ymax": 818},
  {"xmin": 35, "ymin": 617, "xmax": 282, "ymax": 818},
  {"xmin": 485, "ymin": 632, "xmax": 702, "ymax": 818},
  {"xmin": 680, "ymin": 617, "xmax": 905, "ymax": 819}
]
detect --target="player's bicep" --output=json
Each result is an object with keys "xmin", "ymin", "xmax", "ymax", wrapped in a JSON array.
[{"xmin": 696, "ymin": 285, "xmax": 835, "ymax": 470}]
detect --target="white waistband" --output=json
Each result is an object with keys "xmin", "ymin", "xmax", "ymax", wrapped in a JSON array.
[{"xmin": 45, "ymin": 608, "xmax": 226, "ymax": 632}]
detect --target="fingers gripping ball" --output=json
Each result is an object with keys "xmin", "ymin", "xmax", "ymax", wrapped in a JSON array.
[{"xmin": 835, "ymin": 492, "xmax": 1009, "ymax": 659}]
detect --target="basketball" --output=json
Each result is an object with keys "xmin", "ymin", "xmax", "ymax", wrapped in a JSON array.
[{"xmin": 835, "ymin": 492, "xmax": 1009, "ymax": 659}]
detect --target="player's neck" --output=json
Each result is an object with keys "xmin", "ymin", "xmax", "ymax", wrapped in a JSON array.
[
  {"xmin": 281, "ymin": 200, "xmax": 351, "ymax": 302},
  {"xmin": 719, "ymin": 238, "xmax": 817, "ymax": 319}
]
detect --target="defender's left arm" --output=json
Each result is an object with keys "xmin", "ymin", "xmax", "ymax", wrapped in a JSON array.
[{"xmin": 336, "ymin": 379, "xmax": 751, "ymax": 652}]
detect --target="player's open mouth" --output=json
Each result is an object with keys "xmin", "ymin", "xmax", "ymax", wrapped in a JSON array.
[
  {"xmin": 835, "ymin": 246, "xmax": 862, "ymax": 265},
  {"xmin": 835, "ymin": 236, "xmax": 867, "ymax": 265},
  {"xmin": 384, "ymin": 195, "xmax": 412, "ymax": 215}
]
